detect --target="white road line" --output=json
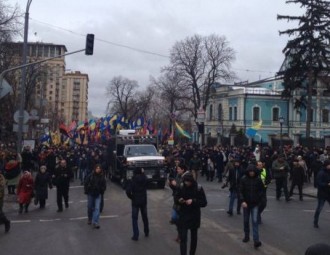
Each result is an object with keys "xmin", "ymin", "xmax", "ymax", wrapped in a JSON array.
[
  {"xmin": 70, "ymin": 217, "xmax": 88, "ymax": 221},
  {"xmin": 11, "ymin": 220, "xmax": 31, "ymax": 223},
  {"xmin": 40, "ymin": 219, "xmax": 61, "ymax": 222},
  {"xmin": 303, "ymin": 210, "xmax": 314, "ymax": 213},
  {"xmin": 210, "ymin": 209, "xmax": 225, "ymax": 212},
  {"xmin": 100, "ymin": 215, "xmax": 119, "ymax": 219}
]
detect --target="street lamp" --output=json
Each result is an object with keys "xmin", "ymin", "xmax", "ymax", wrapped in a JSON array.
[
  {"xmin": 17, "ymin": 0, "xmax": 33, "ymax": 154},
  {"xmin": 279, "ymin": 116, "xmax": 284, "ymax": 152}
]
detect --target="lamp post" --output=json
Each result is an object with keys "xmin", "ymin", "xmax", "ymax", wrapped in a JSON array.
[
  {"xmin": 17, "ymin": 0, "xmax": 32, "ymax": 154},
  {"xmin": 279, "ymin": 116, "xmax": 284, "ymax": 152}
]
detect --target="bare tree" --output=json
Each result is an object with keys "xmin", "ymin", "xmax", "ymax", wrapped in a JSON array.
[
  {"xmin": 165, "ymin": 34, "xmax": 236, "ymax": 120},
  {"xmin": 106, "ymin": 76, "xmax": 139, "ymax": 117},
  {"xmin": 151, "ymin": 70, "xmax": 191, "ymax": 132}
]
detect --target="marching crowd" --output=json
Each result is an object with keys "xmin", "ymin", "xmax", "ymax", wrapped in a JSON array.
[{"xmin": 0, "ymin": 141, "xmax": 330, "ymax": 254}]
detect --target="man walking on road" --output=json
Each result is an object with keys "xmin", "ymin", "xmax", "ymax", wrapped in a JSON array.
[
  {"xmin": 0, "ymin": 170, "xmax": 10, "ymax": 233},
  {"xmin": 240, "ymin": 164, "xmax": 264, "ymax": 248},
  {"xmin": 313, "ymin": 160, "xmax": 330, "ymax": 228},
  {"xmin": 272, "ymin": 154, "xmax": 291, "ymax": 201},
  {"xmin": 126, "ymin": 167, "xmax": 149, "ymax": 241},
  {"xmin": 52, "ymin": 159, "xmax": 73, "ymax": 212}
]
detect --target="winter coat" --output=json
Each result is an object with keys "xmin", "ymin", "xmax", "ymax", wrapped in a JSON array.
[
  {"xmin": 84, "ymin": 172, "xmax": 106, "ymax": 197},
  {"xmin": 239, "ymin": 171, "xmax": 264, "ymax": 207},
  {"xmin": 174, "ymin": 182, "xmax": 207, "ymax": 229},
  {"xmin": 53, "ymin": 166, "xmax": 73, "ymax": 188},
  {"xmin": 316, "ymin": 168, "xmax": 330, "ymax": 199},
  {"xmin": 17, "ymin": 174, "xmax": 34, "ymax": 204},
  {"xmin": 0, "ymin": 173, "xmax": 5, "ymax": 208},
  {"xmin": 272, "ymin": 159, "xmax": 290, "ymax": 178},
  {"xmin": 126, "ymin": 173, "xmax": 148, "ymax": 207},
  {"xmin": 35, "ymin": 172, "xmax": 52, "ymax": 200},
  {"xmin": 290, "ymin": 165, "xmax": 305, "ymax": 185},
  {"xmin": 228, "ymin": 166, "xmax": 243, "ymax": 192}
]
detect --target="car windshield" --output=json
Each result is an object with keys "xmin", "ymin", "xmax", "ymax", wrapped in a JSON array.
[{"xmin": 126, "ymin": 145, "xmax": 157, "ymax": 156}]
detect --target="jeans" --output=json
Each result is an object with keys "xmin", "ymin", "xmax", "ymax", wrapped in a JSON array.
[
  {"xmin": 179, "ymin": 227, "xmax": 198, "ymax": 255},
  {"xmin": 228, "ymin": 190, "xmax": 240, "ymax": 213},
  {"xmin": 79, "ymin": 168, "xmax": 87, "ymax": 184},
  {"xmin": 243, "ymin": 205, "xmax": 259, "ymax": 242},
  {"xmin": 314, "ymin": 197, "xmax": 330, "ymax": 225},
  {"xmin": 132, "ymin": 205, "xmax": 149, "ymax": 239},
  {"xmin": 88, "ymin": 194, "xmax": 101, "ymax": 225}
]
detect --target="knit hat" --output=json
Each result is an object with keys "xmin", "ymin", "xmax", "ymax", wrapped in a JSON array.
[{"xmin": 182, "ymin": 172, "xmax": 194, "ymax": 182}]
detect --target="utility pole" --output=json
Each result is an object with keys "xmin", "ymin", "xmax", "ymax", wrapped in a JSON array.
[{"xmin": 17, "ymin": 0, "xmax": 32, "ymax": 154}]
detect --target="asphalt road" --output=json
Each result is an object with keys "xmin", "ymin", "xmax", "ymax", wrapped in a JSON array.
[{"xmin": 0, "ymin": 177, "xmax": 329, "ymax": 255}]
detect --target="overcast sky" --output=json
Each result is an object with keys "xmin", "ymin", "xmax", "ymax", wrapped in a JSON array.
[{"xmin": 7, "ymin": 0, "xmax": 303, "ymax": 117}]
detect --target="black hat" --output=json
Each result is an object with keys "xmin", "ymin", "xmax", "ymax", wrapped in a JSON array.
[
  {"xmin": 182, "ymin": 172, "xmax": 194, "ymax": 182},
  {"xmin": 246, "ymin": 164, "xmax": 257, "ymax": 173},
  {"xmin": 324, "ymin": 160, "xmax": 330, "ymax": 168},
  {"xmin": 305, "ymin": 243, "xmax": 330, "ymax": 255},
  {"xmin": 134, "ymin": 167, "xmax": 144, "ymax": 175}
]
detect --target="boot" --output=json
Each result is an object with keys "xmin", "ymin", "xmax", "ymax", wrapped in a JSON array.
[
  {"xmin": 19, "ymin": 204, "xmax": 23, "ymax": 214},
  {"xmin": 24, "ymin": 204, "xmax": 29, "ymax": 213},
  {"xmin": 4, "ymin": 220, "xmax": 10, "ymax": 233},
  {"xmin": 242, "ymin": 235, "xmax": 250, "ymax": 243}
]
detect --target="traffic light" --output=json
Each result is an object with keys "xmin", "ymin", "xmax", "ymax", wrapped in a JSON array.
[{"xmin": 85, "ymin": 34, "xmax": 94, "ymax": 55}]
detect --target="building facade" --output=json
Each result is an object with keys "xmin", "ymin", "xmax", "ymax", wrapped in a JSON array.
[
  {"xmin": 200, "ymin": 77, "xmax": 330, "ymax": 146},
  {"xmin": 62, "ymin": 71, "xmax": 89, "ymax": 124},
  {"xmin": 7, "ymin": 42, "xmax": 89, "ymax": 130}
]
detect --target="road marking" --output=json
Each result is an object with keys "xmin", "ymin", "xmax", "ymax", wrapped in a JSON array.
[
  {"xmin": 70, "ymin": 216, "xmax": 88, "ymax": 221},
  {"xmin": 40, "ymin": 219, "xmax": 61, "ymax": 222},
  {"xmin": 12, "ymin": 220, "xmax": 31, "ymax": 223},
  {"xmin": 303, "ymin": 210, "xmax": 314, "ymax": 213},
  {"xmin": 100, "ymin": 215, "xmax": 119, "ymax": 219},
  {"xmin": 210, "ymin": 208, "xmax": 225, "ymax": 212}
]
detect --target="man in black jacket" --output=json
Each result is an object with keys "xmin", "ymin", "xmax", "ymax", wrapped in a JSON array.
[
  {"xmin": 52, "ymin": 159, "xmax": 73, "ymax": 212},
  {"xmin": 84, "ymin": 164, "xmax": 106, "ymax": 229},
  {"xmin": 175, "ymin": 172, "xmax": 207, "ymax": 255},
  {"xmin": 126, "ymin": 167, "xmax": 149, "ymax": 241},
  {"xmin": 240, "ymin": 164, "xmax": 264, "ymax": 248},
  {"xmin": 313, "ymin": 160, "xmax": 330, "ymax": 228}
]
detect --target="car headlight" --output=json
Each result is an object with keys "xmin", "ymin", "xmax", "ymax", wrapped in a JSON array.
[
  {"xmin": 157, "ymin": 159, "xmax": 164, "ymax": 165},
  {"xmin": 127, "ymin": 160, "xmax": 135, "ymax": 166}
]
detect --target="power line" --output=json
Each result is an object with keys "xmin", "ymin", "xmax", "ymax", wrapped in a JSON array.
[
  {"xmin": 30, "ymin": 17, "xmax": 169, "ymax": 58},
  {"xmin": 30, "ymin": 17, "xmax": 278, "ymax": 74}
]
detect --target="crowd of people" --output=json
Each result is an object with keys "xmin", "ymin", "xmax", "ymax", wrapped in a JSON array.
[{"xmin": 0, "ymin": 141, "xmax": 329, "ymax": 254}]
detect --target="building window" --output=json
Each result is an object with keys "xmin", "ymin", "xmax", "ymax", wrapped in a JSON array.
[
  {"xmin": 209, "ymin": 105, "xmax": 213, "ymax": 121},
  {"xmin": 218, "ymin": 104, "xmax": 222, "ymax": 120},
  {"xmin": 229, "ymin": 107, "xmax": 233, "ymax": 121},
  {"xmin": 234, "ymin": 106, "xmax": 237, "ymax": 121},
  {"xmin": 253, "ymin": 107, "xmax": 260, "ymax": 121},
  {"xmin": 322, "ymin": 109, "xmax": 329, "ymax": 123},
  {"xmin": 272, "ymin": 107, "xmax": 279, "ymax": 121}
]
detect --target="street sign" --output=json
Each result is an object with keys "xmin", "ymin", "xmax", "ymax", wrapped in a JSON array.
[
  {"xmin": 13, "ymin": 124, "xmax": 28, "ymax": 133},
  {"xmin": 196, "ymin": 108, "xmax": 205, "ymax": 123},
  {"xmin": 0, "ymin": 78, "xmax": 13, "ymax": 99},
  {"xmin": 13, "ymin": 110, "xmax": 30, "ymax": 124}
]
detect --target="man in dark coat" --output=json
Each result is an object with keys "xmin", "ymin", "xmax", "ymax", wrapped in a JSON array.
[
  {"xmin": 289, "ymin": 159, "xmax": 305, "ymax": 201},
  {"xmin": 240, "ymin": 164, "xmax": 264, "ymax": 248},
  {"xmin": 175, "ymin": 172, "xmax": 207, "ymax": 255},
  {"xmin": 52, "ymin": 159, "xmax": 73, "ymax": 212},
  {"xmin": 226, "ymin": 159, "xmax": 243, "ymax": 216},
  {"xmin": 126, "ymin": 167, "xmax": 149, "ymax": 241},
  {"xmin": 35, "ymin": 165, "xmax": 53, "ymax": 208},
  {"xmin": 313, "ymin": 160, "xmax": 330, "ymax": 228},
  {"xmin": 0, "ymin": 171, "xmax": 10, "ymax": 233}
]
